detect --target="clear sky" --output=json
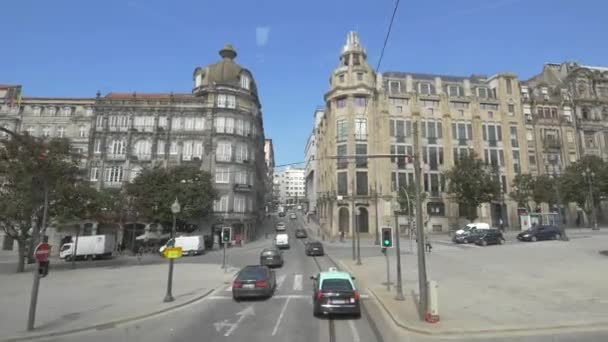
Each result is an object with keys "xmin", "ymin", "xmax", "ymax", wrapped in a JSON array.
[{"xmin": 1, "ymin": 0, "xmax": 607, "ymax": 166}]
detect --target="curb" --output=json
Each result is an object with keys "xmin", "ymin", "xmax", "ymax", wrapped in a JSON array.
[{"xmin": 2, "ymin": 279, "xmax": 233, "ymax": 342}]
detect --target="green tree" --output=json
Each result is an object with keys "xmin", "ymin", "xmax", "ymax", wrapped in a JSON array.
[
  {"xmin": 509, "ymin": 174, "xmax": 535, "ymax": 211},
  {"xmin": 0, "ymin": 135, "xmax": 85, "ymax": 272},
  {"xmin": 561, "ymin": 155, "xmax": 607, "ymax": 224},
  {"xmin": 126, "ymin": 164, "xmax": 217, "ymax": 225},
  {"xmin": 532, "ymin": 174, "xmax": 557, "ymax": 208},
  {"xmin": 397, "ymin": 183, "xmax": 427, "ymax": 215},
  {"xmin": 444, "ymin": 152, "xmax": 499, "ymax": 222}
]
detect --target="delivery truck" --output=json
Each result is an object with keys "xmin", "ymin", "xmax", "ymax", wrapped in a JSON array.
[
  {"xmin": 59, "ymin": 235, "xmax": 114, "ymax": 261},
  {"xmin": 159, "ymin": 236, "xmax": 205, "ymax": 256}
]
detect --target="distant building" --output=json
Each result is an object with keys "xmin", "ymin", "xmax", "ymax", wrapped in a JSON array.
[
  {"xmin": 275, "ymin": 167, "xmax": 305, "ymax": 206},
  {"xmin": 264, "ymin": 139, "xmax": 275, "ymax": 210},
  {"xmin": 304, "ymin": 107, "xmax": 324, "ymax": 213}
]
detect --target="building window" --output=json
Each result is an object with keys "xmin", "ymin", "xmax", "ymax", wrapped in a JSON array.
[
  {"xmin": 105, "ymin": 166, "xmax": 123, "ymax": 184},
  {"xmin": 337, "ymin": 172, "xmax": 348, "ymax": 195},
  {"xmin": 94, "ymin": 139, "xmax": 102, "ymax": 154},
  {"xmin": 336, "ymin": 98, "xmax": 347, "ymax": 108},
  {"xmin": 213, "ymin": 195, "xmax": 229, "ymax": 212},
  {"xmin": 336, "ymin": 119, "xmax": 347, "ymax": 142},
  {"xmin": 79, "ymin": 125, "xmax": 87, "ymax": 137},
  {"xmin": 566, "ymin": 131, "xmax": 574, "ymax": 143},
  {"xmin": 447, "ymin": 85, "xmax": 462, "ymax": 97},
  {"xmin": 158, "ymin": 116, "xmax": 168, "ymax": 129},
  {"xmin": 508, "ymin": 104, "xmax": 515, "ymax": 114},
  {"xmin": 183, "ymin": 140, "xmax": 195, "ymax": 160},
  {"xmin": 421, "ymin": 121, "xmax": 442, "ymax": 139},
  {"xmin": 235, "ymin": 171, "xmax": 248, "ymax": 185},
  {"xmin": 354, "ymin": 96, "xmax": 367, "ymax": 107},
  {"xmin": 157, "ymin": 140, "xmax": 165, "ymax": 155},
  {"xmin": 56, "ymin": 126, "xmax": 65, "ymax": 138},
  {"xmin": 235, "ymin": 119, "xmax": 244, "ymax": 135},
  {"xmin": 62, "ymin": 107, "xmax": 72, "ymax": 116},
  {"xmin": 357, "ymin": 73, "xmax": 363, "ymax": 81},
  {"xmin": 337, "ymin": 144, "xmax": 347, "ymax": 169},
  {"xmin": 506, "ymin": 79, "xmax": 513, "ymax": 94},
  {"xmin": 513, "ymin": 150, "xmax": 521, "ymax": 174},
  {"xmin": 183, "ymin": 117, "xmax": 194, "ymax": 130},
  {"xmin": 215, "ymin": 168, "xmax": 230, "ymax": 183},
  {"xmin": 451, "ymin": 122, "xmax": 472, "ymax": 141},
  {"xmin": 225, "ymin": 117, "xmax": 234, "ymax": 134},
  {"xmin": 216, "ymin": 142, "xmax": 232, "ymax": 162},
  {"xmin": 90, "ymin": 167, "xmax": 99, "ymax": 181},
  {"xmin": 110, "ymin": 139, "xmax": 126, "ymax": 156},
  {"xmin": 46, "ymin": 107, "xmax": 56, "ymax": 116},
  {"xmin": 355, "ymin": 118, "xmax": 367, "ymax": 140},
  {"xmin": 510, "ymin": 126, "xmax": 518, "ymax": 147},
  {"xmin": 32, "ymin": 106, "xmax": 41, "ymax": 116},
  {"xmin": 171, "ymin": 117, "xmax": 182, "ymax": 131},
  {"xmin": 339, "ymin": 74, "xmax": 345, "ymax": 83},
  {"xmin": 356, "ymin": 172, "xmax": 368, "ymax": 195},
  {"xmin": 477, "ymin": 87, "xmax": 493, "ymax": 98},
  {"xmin": 217, "ymin": 94, "xmax": 227, "ymax": 108},
  {"xmin": 214, "ymin": 117, "xmax": 225, "ymax": 133},
  {"xmin": 355, "ymin": 144, "xmax": 367, "ymax": 168},
  {"xmin": 41, "ymin": 127, "xmax": 50, "ymax": 137},
  {"xmin": 526, "ymin": 129, "xmax": 533, "ymax": 141},
  {"xmin": 240, "ymin": 75, "xmax": 250, "ymax": 90},
  {"xmin": 427, "ymin": 202, "xmax": 445, "ymax": 216},
  {"xmin": 449, "ymin": 101, "xmax": 469, "ymax": 109},
  {"xmin": 235, "ymin": 144, "xmax": 248, "ymax": 163},
  {"xmin": 418, "ymin": 83, "xmax": 433, "ymax": 95},
  {"xmin": 170, "ymin": 141, "xmax": 179, "ymax": 155},
  {"xmin": 528, "ymin": 152, "xmax": 536, "ymax": 167}
]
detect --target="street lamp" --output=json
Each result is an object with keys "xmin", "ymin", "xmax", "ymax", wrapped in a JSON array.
[
  {"xmin": 391, "ymin": 199, "xmax": 405, "ymax": 301},
  {"xmin": 164, "ymin": 197, "xmax": 181, "ymax": 303},
  {"xmin": 581, "ymin": 168, "xmax": 599, "ymax": 230},
  {"xmin": 546, "ymin": 168, "xmax": 569, "ymax": 241}
]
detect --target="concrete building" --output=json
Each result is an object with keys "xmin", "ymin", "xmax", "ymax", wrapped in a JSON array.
[
  {"xmin": 89, "ymin": 44, "xmax": 267, "ymax": 244},
  {"xmin": 304, "ymin": 107, "xmax": 324, "ymax": 213},
  {"xmin": 315, "ymin": 32, "xmax": 530, "ymax": 238},
  {"xmin": 275, "ymin": 167, "xmax": 305, "ymax": 207},
  {"xmin": 264, "ymin": 139, "xmax": 275, "ymax": 210}
]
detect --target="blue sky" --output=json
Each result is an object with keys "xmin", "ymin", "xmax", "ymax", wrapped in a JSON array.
[{"xmin": 1, "ymin": 0, "xmax": 607, "ymax": 166}]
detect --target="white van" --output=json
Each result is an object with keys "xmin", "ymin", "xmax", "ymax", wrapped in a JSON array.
[
  {"xmin": 159, "ymin": 236, "xmax": 205, "ymax": 256},
  {"xmin": 455, "ymin": 222, "xmax": 490, "ymax": 235},
  {"xmin": 275, "ymin": 233, "xmax": 290, "ymax": 249}
]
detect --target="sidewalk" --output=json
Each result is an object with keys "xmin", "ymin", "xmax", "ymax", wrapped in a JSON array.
[{"xmin": 0, "ymin": 262, "xmax": 234, "ymax": 341}]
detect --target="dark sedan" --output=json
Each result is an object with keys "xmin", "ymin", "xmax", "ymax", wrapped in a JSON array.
[
  {"xmin": 232, "ymin": 265, "xmax": 276, "ymax": 301},
  {"xmin": 305, "ymin": 241, "xmax": 324, "ymax": 256},
  {"xmin": 452, "ymin": 228, "xmax": 487, "ymax": 244},
  {"xmin": 295, "ymin": 228, "xmax": 308, "ymax": 238},
  {"xmin": 259, "ymin": 248, "xmax": 283, "ymax": 268},
  {"xmin": 517, "ymin": 225, "xmax": 562, "ymax": 242},
  {"xmin": 474, "ymin": 229, "xmax": 505, "ymax": 246}
]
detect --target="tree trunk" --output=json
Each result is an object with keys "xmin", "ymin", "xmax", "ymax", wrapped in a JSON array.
[{"xmin": 16, "ymin": 239, "xmax": 26, "ymax": 273}]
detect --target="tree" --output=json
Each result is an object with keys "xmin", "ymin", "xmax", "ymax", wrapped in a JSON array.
[
  {"xmin": 509, "ymin": 174, "xmax": 535, "ymax": 211},
  {"xmin": 444, "ymin": 152, "xmax": 499, "ymax": 222},
  {"xmin": 126, "ymin": 164, "xmax": 217, "ymax": 227},
  {"xmin": 561, "ymin": 155, "xmax": 607, "ymax": 225},
  {"xmin": 0, "ymin": 135, "xmax": 85, "ymax": 272},
  {"xmin": 532, "ymin": 175, "xmax": 557, "ymax": 208}
]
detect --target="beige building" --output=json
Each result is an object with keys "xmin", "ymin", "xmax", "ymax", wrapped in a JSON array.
[{"xmin": 316, "ymin": 32, "xmax": 530, "ymax": 237}]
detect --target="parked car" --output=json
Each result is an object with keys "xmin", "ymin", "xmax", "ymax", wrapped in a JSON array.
[
  {"xmin": 295, "ymin": 229, "xmax": 308, "ymax": 238},
  {"xmin": 275, "ymin": 222, "xmax": 286, "ymax": 232},
  {"xmin": 452, "ymin": 228, "xmax": 487, "ymax": 244},
  {"xmin": 305, "ymin": 241, "xmax": 324, "ymax": 256},
  {"xmin": 278, "ymin": 212, "xmax": 286, "ymax": 217},
  {"xmin": 260, "ymin": 248, "xmax": 284, "ymax": 268},
  {"xmin": 311, "ymin": 267, "xmax": 360, "ymax": 317},
  {"xmin": 275, "ymin": 233, "xmax": 290, "ymax": 249},
  {"xmin": 517, "ymin": 225, "xmax": 561, "ymax": 242},
  {"xmin": 474, "ymin": 229, "xmax": 505, "ymax": 246},
  {"xmin": 290, "ymin": 213, "xmax": 297, "ymax": 220},
  {"xmin": 232, "ymin": 265, "xmax": 276, "ymax": 301}
]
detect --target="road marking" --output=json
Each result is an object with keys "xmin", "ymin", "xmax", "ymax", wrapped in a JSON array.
[
  {"xmin": 213, "ymin": 320, "xmax": 232, "ymax": 332},
  {"xmin": 271, "ymin": 297, "xmax": 291, "ymax": 336},
  {"xmin": 224, "ymin": 285, "xmax": 232, "ymax": 292},
  {"xmin": 348, "ymin": 319, "xmax": 361, "ymax": 342},
  {"xmin": 276, "ymin": 274, "xmax": 287, "ymax": 289},
  {"xmin": 293, "ymin": 274, "xmax": 303, "ymax": 291},
  {"xmin": 224, "ymin": 306, "xmax": 255, "ymax": 337}
]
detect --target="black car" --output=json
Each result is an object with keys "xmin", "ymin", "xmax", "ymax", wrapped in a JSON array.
[
  {"xmin": 295, "ymin": 229, "xmax": 308, "ymax": 238},
  {"xmin": 311, "ymin": 269, "xmax": 360, "ymax": 317},
  {"xmin": 517, "ymin": 225, "xmax": 561, "ymax": 242},
  {"xmin": 232, "ymin": 265, "xmax": 276, "ymax": 301},
  {"xmin": 474, "ymin": 229, "xmax": 505, "ymax": 246},
  {"xmin": 278, "ymin": 212, "xmax": 286, "ymax": 217},
  {"xmin": 305, "ymin": 241, "xmax": 324, "ymax": 256},
  {"xmin": 452, "ymin": 228, "xmax": 487, "ymax": 244},
  {"xmin": 259, "ymin": 248, "xmax": 283, "ymax": 268}
]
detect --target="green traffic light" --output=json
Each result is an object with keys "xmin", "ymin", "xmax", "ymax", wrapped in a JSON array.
[{"xmin": 383, "ymin": 240, "xmax": 389, "ymax": 246}]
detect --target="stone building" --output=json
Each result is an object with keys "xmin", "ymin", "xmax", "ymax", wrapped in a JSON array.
[{"xmin": 304, "ymin": 107, "xmax": 324, "ymax": 213}]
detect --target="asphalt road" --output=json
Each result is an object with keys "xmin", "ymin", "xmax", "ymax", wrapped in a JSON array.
[{"xmin": 38, "ymin": 217, "xmax": 384, "ymax": 342}]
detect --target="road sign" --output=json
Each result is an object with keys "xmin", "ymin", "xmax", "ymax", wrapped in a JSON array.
[
  {"xmin": 163, "ymin": 247, "xmax": 182, "ymax": 259},
  {"xmin": 34, "ymin": 243, "xmax": 50, "ymax": 262}
]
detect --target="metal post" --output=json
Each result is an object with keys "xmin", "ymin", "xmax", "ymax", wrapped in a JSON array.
[
  {"xmin": 394, "ymin": 211, "xmax": 404, "ymax": 300},
  {"xmin": 164, "ymin": 214, "xmax": 176, "ymax": 302},
  {"xmin": 590, "ymin": 179, "xmax": 599, "ymax": 230},
  {"xmin": 374, "ymin": 182, "xmax": 380, "ymax": 245},
  {"xmin": 27, "ymin": 178, "xmax": 48, "ymax": 331},
  {"xmin": 351, "ymin": 178, "xmax": 356, "ymax": 261},
  {"xmin": 408, "ymin": 201, "xmax": 413, "ymax": 253},
  {"xmin": 356, "ymin": 211, "xmax": 362, "ymax": 265},
  {"xmin": 222, "ymin": 239, "xmax": 227, "ymax": 270},
  {"xmin": 71, "ymin": 227, "xmax": 80, "ymax": 269},
  {"xmin": 413, "ymin": 122, "xmax": 429, "ymax": 318},
  {"xmin": 384, "ymin": 249, "xmax": 391, "ymax": 291}
]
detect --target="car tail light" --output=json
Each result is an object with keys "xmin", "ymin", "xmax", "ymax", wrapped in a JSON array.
[
  {"xmin": 255, "ymin": 281, "xmax": 267, "ymax": 288},
  {"xmin": 353, "ymin": 290, "xmax": 360, "ymax": 301},
  {"xmin": 232, "ymin": 280, "xmax": 242, "ymax": 288},
  {"xmin": 316, "ymin": 291, "xmax": 323, "ymax": 300}
]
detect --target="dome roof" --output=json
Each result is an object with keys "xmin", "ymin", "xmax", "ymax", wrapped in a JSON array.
[{"xmin": 198, "ymin": 44, "xmax": 246, "ymax": 86}]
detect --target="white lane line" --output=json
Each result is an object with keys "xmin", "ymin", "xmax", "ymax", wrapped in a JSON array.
[
  {"xmin": 293, "ymin": 274, "xmax": 303, "ymax": 291},
  {"xmin": 348, "ymin": 319, "xmax": 361, "ymax": 342},
  {"xmin": 276, "ymin": 274, "xmax": 287, "ymax": 289},
  {"xmin": 271, "ymin": 297, "xmax": 291, "ymax": 336},
  {"xmin": 224, "ymin": 285, "xmax": 232, "ymax": 292}
]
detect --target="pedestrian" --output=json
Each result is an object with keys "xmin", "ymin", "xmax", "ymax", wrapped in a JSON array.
[
  {"xmin": 425, "ymin": 236, "xmax": 432, "ymax": 253},
  {"xmin": 499, "ymin": 218, "xmax": 504, "ymax": 232},
  {"xmin": 340, "ymin": 230, "xmax": 345, "ymax": 242}
]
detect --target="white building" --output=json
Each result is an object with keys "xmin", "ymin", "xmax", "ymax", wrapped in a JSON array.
[
  {"xmin": 275, "ymin": 167, "xmax": 305, "ymax": 206},
  {"xmin": 304, "ymin": 107, "xmax": 325, "ymax": 213}
]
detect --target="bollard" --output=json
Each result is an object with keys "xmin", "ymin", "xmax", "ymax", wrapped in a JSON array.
[{"xmin": 425, "ymin": 280, "xmax": 440, "ymax": 323}]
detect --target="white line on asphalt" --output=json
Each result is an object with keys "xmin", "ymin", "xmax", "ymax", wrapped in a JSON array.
[
  {"xmin": 293, "ymin": 274, "xmax": 303, "ymax": 291},
  {"xmin": 271, "ymin": 297, "xmax": 291, "ymax": 336},
  {"xmin": 276, "ymin": 274, "xmax": 287, "ymax": 289},
  {"xmin": 348, "ymin": 319, "xmax": 361, "ymax": 342},
  {"xmin": 224, "ymin": 306, "xmax": 255, "ymax": 337},
  {"xmin": 224, "ymin": 285, "xmax": 232, "ymax": 292}
]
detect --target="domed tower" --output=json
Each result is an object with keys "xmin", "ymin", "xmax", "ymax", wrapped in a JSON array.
[
  {"xmin": 192, "ymin": 44, "xmax": 266, "ymax": 244},
  {"xmin": 317, "ymin": 32, "xmax": 390, "ymax": 239}
]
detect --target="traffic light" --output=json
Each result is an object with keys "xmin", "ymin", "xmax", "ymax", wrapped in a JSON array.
[
  {"xmin": 222, "ymin": 227, "xmax": 232, "ymax": 242},
  {"xmin": 381, "ymin": 227, "xmax": 393, "ymax": 248}
]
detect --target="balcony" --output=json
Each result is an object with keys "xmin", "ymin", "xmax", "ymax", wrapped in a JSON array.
[
  {"xmin": 131, "ymin": 125, "xmax": 155, "ymax": 133},
  {"xmin": 107, "ymin": 154, "xmax": 126, "ymax": 161},
  {"xmin": 543, "ymin": 139, "xmax": 561, "ymax": 150},
  {"xmin": 487, "ymin": 139, "xmax": 497, "ymax": 147},
  {"xmin": 234, "ymin": 183, "xmax": 252, "ymax": 192},
  {"xmin": 131, "ymin": 154, "xmax": 152, "ymax": 161},
  {"xmin": 427, "ymin": 137, "xmax": 438, "ymax": 144},
  {"xmin": 457, "ymin": 138, "xmax": 468, "ymax": 146}
]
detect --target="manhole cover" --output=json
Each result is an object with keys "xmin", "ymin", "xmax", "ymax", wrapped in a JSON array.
[{"xmin": 600, "ymin": 250, "xmax": 608, "ymax": 256}]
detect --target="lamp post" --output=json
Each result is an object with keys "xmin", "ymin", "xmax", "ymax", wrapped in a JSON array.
[
  {"xmin": 164, "ymin": 197, "xmax": 180, "ymax": 303},
  {"xmin": 391, "ymin": 200, "xmax": 405, "ymax": 301},
  {"xmin": 546, "ymin": 167, "xmax": 569, "ymax": 241},
  {"xmin": 581, "ymin": 168, "xmax": 599, "ymax": 230},
  {"xmin": 355, "ymin": 208, "xmax": 362, "ymax": 265}
]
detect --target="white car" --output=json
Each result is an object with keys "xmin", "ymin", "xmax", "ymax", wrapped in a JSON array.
[
  {"xmin": 290, "ymin": 213, "xmax": 297, "ymax": 220},
  {"xmin": 275, "ymin": 233, "xmax": 290, "ymax": 249},
  {"xmin": 276, "ymin": 222, "xmax": 286, "ymax": 231}
]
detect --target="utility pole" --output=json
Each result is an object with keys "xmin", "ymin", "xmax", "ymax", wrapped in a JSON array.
[
  {"xmin": 413, "ymin": 121, "xmax": 429, "ymax": 318},
  {"xmin": 393, "ymin": 209, "xmax": 404, "ymax": 300},
  {"xmin": 374, "ymin": 181, "xmax": 380, "ymax": 245},
  {"xmin": 351, "ymin": 177, "xmax": 356, "ymax": 261}
]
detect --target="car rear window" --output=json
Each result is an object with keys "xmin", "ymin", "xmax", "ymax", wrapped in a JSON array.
[
  {"xmin": 309, "ymin": 242, "xmax": 322, "ymax": 247},
  {"xmin": 321, "ymin": 279, "xmax": 353, "ymax": 291},
  {"xmin": 262, "ymin": 250, "xmax": 277, "ymax": 256},
  {"xmin": 238, "ymin": 267, "xmax": 267, "ymax": 280}
]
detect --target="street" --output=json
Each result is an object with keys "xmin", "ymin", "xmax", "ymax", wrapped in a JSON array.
[{"xmin": 33, "ymin": 217, "xmax": 383, "ymax": 342}]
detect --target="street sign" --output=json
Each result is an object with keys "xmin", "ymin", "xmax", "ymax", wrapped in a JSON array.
[
  {"xmin": 163, "ymin": 247, "xmax": 182, "ymax": 259},
  {"xmin": 33, "ymin": 243, "xmax": 50, "ymax": 262}
]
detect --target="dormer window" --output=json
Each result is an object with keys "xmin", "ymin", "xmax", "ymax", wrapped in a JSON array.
[
  {"xmin": 62, "ymin": 107, "xmax": 72, "ymax": 116},
  {"xmin": 447, "ymin": 85, "xmax": 463, "ymax": 97},
  {"xmin": 195, "ymin": 73, "xmax": 202, "ymax": 88},
  {"xmin": 389, "ymin": 81, "xmax": 401, "ymax": 94},
  {"xmin": 32, "ymin": 106, "xmax": 41, "ymax": 116},
  {"xmin": 46, "ymin": 107, "xmax": 56, "ymax": 116},
  {"xmin": 477, "ymin": 87, "xmax": 490, "ymax": 98},
  {"xmin": 240, "ymin": 75, "xmax": 250, "ymax": 90},
  {"xmin": 418, "ymin": 83, "xmax": 434, "ymax": 95}
]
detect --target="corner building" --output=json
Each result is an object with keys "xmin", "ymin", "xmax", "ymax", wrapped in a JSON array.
[{"xmin": 316, "ymin": 32, "xmax": 529, "ymax": 237}]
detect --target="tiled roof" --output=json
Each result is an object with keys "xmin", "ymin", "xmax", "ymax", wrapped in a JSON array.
[
  {"xmin": 105, "ymin": 92, "xmax": 194, "ymax": 99},
  {"xmin": 383, "ymin": 71, "xmax": 488, "ymax": 83}
]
